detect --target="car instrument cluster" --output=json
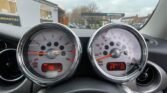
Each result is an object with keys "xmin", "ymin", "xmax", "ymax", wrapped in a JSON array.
[{"xmin": 17, "ymin": 23, "xmax": 148, "ymax": 86}]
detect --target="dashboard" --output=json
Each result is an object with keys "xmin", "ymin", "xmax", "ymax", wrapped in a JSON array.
[{"xmin": 0, "ymin": 23, "xmax": 166, "ymax": 93}]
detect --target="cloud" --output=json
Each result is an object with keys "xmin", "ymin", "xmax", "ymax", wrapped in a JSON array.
[
  {"xmin": 47, "ymin": 0, "xmax": 159, "ymax": 16},
  {"xmin": 48, "ymin": 0, "xmax": 94, "ymax": 12},
  {"xmin": 140, "ymin": 7, "xmax": 154, "ymax": 16}
]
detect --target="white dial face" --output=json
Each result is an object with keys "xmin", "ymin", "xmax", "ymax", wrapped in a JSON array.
[
  {"xmin": 25, "ymin": 29, "xmax": 76, "ymax": 78},
  {"xmin": 92, "ymin": 28, "xmax": 142, "ymax": 77}
]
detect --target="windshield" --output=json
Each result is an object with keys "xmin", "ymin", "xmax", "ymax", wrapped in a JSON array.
[{"xmin": 0, "ymin": 0, "xmax": 159, "ymax": 30}]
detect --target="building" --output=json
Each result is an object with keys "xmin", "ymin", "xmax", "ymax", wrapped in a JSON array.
[
  {"xmin": 81, "ymin": 13, "xmax": 125, "ymax": 29},
  {"xmin": 121, "ymin": 14, "xmax": 151, "ymax": 25},
  {"xmin": 121, "ymin": 14, "xmax": 151, "ymax": 29},
  {"xmin": 58, "ymin": 7, "xmax": 69, "ymax": 25},
  {"xmin": 0, "ymin": 0, "xmax": 62, "ymax": 28}
]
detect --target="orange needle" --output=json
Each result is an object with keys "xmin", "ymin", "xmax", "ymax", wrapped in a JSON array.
[
  {"xmin": 28, "ymin": 51, "xmax": 48, "ymax": 55},
  {"xmin": 96, "ymin": 54, "xmax": 112, "ymax": 61}
]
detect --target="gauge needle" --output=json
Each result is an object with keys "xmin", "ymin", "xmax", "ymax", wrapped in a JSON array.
[
  {"xmin": 28, "ymin": 50, "xmax": 62, "ymax": 55},
  {"xmin": 96, "ymin": 54, "xmax": 112, "ymax": 61},
  {"xmin": 52, "ymin": 50, "xmax": 62, "ymax": 55},
  {"xmin": 28, "ymin": 51, "xmax": 48, "ymax": 55}
]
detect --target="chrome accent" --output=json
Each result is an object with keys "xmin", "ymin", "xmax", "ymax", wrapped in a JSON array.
[
  {"xmin": 0, "ymin": 78, "xmax": 29, "ymax": 93},
  {"xmin": 121, "ymin": 85, "xmax": 137, "ymax": 93},
  {"xmin": 17, "ymin": 23, "xmax": 82, "ymax": 86},
  {"xmin": 123, "ymin": 61, "xmax": 167, "ymax": 93},
  {"xmin": 46, "ymin": 49, "xmax": 61, "ymax": 59},
  {"xmin": 0, "ymin": 40, "xmax": 8, "ymax": 51},
  {"xmin": 37, "ymin": 89, "xmax": 46, "ymax": 93},
  {"xmin": 87, "ymin": 23, "xmax": 148, "ymax": 83},
  {"xmin": 0, "ymin": 49, "xmax": 24, "ymax": 82},
  {"xmin": 110, "ymin": 48, "xmax": 122, "ymax": 58}
]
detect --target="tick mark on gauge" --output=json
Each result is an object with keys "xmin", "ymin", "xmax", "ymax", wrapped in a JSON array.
[
  {"xmin": 66, "ymin": 58, "xmax": 74, "ymax": 62},
  {"xmin": 52, "ymin": 34, "xmax": 54, "ymax": 38},
  {"xmin": 124, "ymin": 51, "xmax": 128, "ymax": 55},
  {"xmin": 29, "ymin": 44, "xmax": 40, "ymax": 47},
  {"xmin": 31, "ymin": 40, "xmax": 40, "ymax": 45},
  {"xmin": 59, "ymin": 36, "xmax": 63, "ymax": 40},
  {"xmin": 41, "ymin": 33, "xmax": 47, "ymax": 41},
  {"xmin": 69, "ymin": 49, "xmax": 76, "ymax": 54},
  {"xmin": 96, "ymin": 44, "xmax": 100, "ymax": 47},
  {"xmin": 102, "ymin": 35, "xmax": 106, "ymax": 40},
  {"xmin": 65, "ymin": 42, "xmax": 70, "ymax": 45},
  {"xmin": 116, "ymin": 42, "xmax": 121, "ymax": 46}
]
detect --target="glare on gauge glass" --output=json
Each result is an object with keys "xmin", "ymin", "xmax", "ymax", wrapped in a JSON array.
[
  {"xmin": 25, "ymin": 29, "xmax": 76, "ymax": 78},
  {"xmin": 92, "ymin": 28, "xmax": 142, "ymax": 77}
]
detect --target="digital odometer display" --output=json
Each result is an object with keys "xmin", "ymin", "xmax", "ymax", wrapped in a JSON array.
[
  {"xmin": 41, "ymin": 63, "xmax": 62, "ymax": 72},
  {"xmin": 107, "ymin": 62, "xmax": 126, "ymax": 71}
]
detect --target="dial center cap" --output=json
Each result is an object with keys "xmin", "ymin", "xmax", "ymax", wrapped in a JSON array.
[
  {"xmin": 110, "ymin": 48, "xmax": 121, "ymax": 58},
  {"xmin": 47, "ymin": 49, "xmax": 61, "ymax": 59}
]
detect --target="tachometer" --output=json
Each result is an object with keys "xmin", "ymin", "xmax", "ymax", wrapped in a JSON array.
[
  {"xmin": 17, "ymin": 23, "xmax": 82, "ymax": 86},
  {"xmin": 88, "ymin": 23, "xmax": 148, "ymax": 83}
]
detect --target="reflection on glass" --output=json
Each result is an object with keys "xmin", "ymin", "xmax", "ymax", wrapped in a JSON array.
[{"xmin": 0, "ymin": 0, "xmax": 159, "ymax": 29}]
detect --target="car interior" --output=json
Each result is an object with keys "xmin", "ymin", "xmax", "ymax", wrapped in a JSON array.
[{"xmin": 1, "ymin": 0, "xmax": 167, "ymax": 93}]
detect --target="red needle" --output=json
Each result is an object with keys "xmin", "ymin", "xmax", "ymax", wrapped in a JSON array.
[
  {"xmin": 96, "ymin": 54, "xmax": 112, "ymax": 61},
  {"xmin": 28, "ymin": 51, "xmax": 48, "ymax": 55}
]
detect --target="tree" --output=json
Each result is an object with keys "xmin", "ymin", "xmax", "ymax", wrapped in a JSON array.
[
  {"xmin": 68, "ymin": 2, "xmax": 98, "ymax": 24},
  {"xmin": 87, "ymin": 2, "xmax": 98, "ymax": 13}
]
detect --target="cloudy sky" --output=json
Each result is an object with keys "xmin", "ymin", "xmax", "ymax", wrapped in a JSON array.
[{"xmin": 47, "ymin": 0, "xmax": 159, "ymax": 17}]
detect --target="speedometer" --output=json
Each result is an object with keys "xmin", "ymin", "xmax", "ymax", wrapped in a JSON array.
[
  {"xmin": 88, "ymin": 23, "xmax": 148, "ymax": 83},
  {"xmin": 17, "ymin": 23, "xmax": 82, "ymax": 86}
]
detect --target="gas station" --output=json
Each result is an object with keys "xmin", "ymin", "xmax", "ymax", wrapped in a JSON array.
[
  {"xmin": 0, "ymin": 0, "xmax": 62, "ymax": 28},
  {"xmin": 81, "ymin": 13, "xmax": 125, "ymax": 29}
]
